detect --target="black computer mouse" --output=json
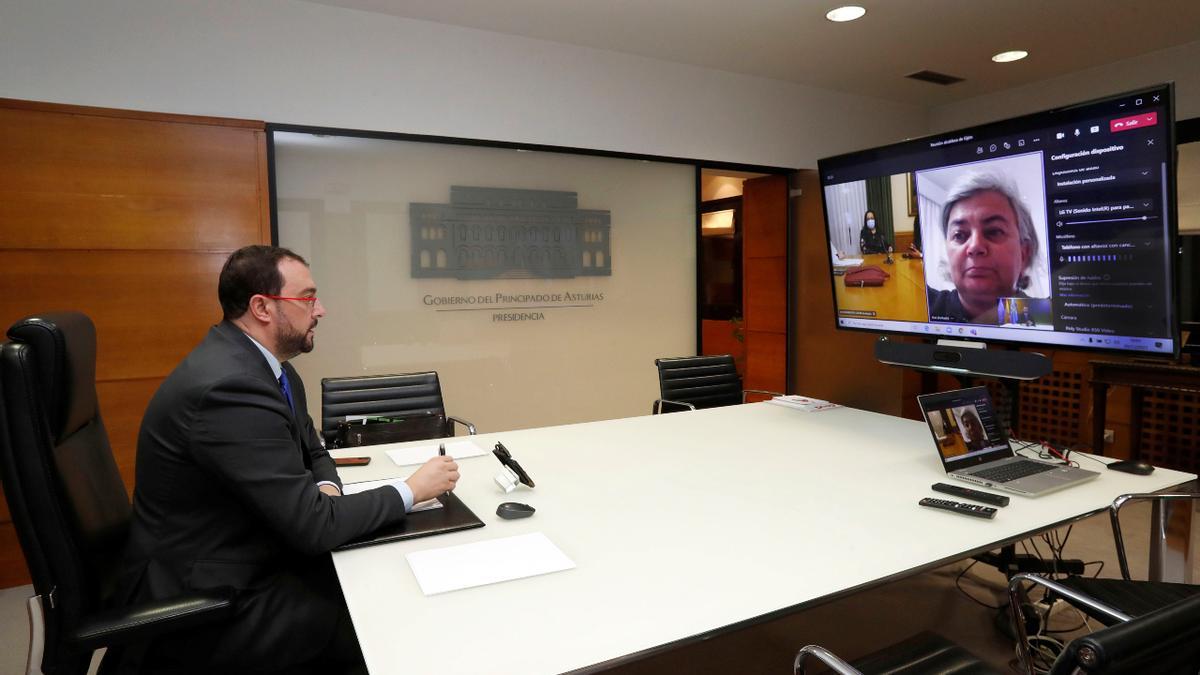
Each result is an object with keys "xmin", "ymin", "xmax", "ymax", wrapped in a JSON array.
[
  {"xmin": 496, "ymin": 502, "xmax": 535, "ymax": 519},
  {"xmin": 1107, "ymin": 459, "xmax": 1155, "ymax": 475}
]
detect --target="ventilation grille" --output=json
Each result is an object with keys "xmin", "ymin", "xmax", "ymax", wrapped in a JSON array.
[
  {"xmin": 906, "ymin": 70, "xmax": 965, "ymax": 86},
  {"xmin": 1139, "ymin": 390, "xmax": 1200, "ymax": 474},
  {"xmin": 1014, "ymin": 369, "xmax": 1085, "ymax": 449}
]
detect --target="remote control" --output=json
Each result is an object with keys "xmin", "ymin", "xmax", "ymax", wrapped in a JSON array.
[
  {"xmin": 918, "ymin": 497, "xmax": 997, "ymax": 519},
  {"xmin": 931, "ymin": 482, "xmax": 1010, "ymax": 507}
]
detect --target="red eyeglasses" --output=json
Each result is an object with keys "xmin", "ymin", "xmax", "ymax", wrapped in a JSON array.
[
  {"xmin": 261, "ymin": 295, "xmax": 319, "ymax": 303},
  {"xmin": 261, "ymin": 294, "xmax": 321, "ymax": 313}
]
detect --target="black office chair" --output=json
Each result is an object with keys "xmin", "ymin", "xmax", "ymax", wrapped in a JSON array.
[
  {"xmin": 795, "ymin": 631, "xmax": 1000, "ymax": 675},
  {"xmin": 1008, "ymin": 572, "xmax": 1200, "ymax": 675},
  {"xmin": 793, "ymin": 572, "xmax": 1200, "ymax": 675},
  {"xmin": 320, "ymin": 371, "xmax": 476, "ymax": 446},
  {"xmin": 0, "ymin": 312, "xmax": 233, "ymax": 675},
  {"xmin": 1054, "ymin": 491, "xmax": 1200, "ymax": 623},
  {"xmin": 652, "ymin": 354, "xmax": 781, "ymax": 414}
]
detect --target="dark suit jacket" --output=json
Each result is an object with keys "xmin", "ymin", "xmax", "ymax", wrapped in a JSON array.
[{"xmin": 119, "ymin": 320, "xmax": 407, "ymax": 606}]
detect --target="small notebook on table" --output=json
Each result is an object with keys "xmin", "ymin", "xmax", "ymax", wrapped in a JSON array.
[{"xmin": 334, "ymin": 491, "xmax": 484, "ymax": 551}]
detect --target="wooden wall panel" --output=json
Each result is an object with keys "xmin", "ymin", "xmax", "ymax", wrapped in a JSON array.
[
  {"xmin": 744, "ymin": 330, "xmax": 786, "ymax": 394},
  {"xmin": 0, "ymin": 525, "xmax": 28, "ymax": 590},
  {"xmin": 742, "ymin": 177, "xmax": 787, "ymax": 258},
  {"xmin": 97, "ymin": 378, "xmax": 166, "ymax": 491},
  {"xmin": 0, "ymin": 251, "xmax": 226, "ymax": 381},
  {"xmin": 743, "ymin": 174, "xmax": 789, "ymax": 393},
  {"xmin": 744, "ymin": 257, "xmax": 787, "ymax": 335},
  {"xmin": 0, "ymin": 191, "xmax": 262, "ymax": 250},
  {"xmin": 0, "ymin": 106, "xmax": 267, "ymax": 250},
  {"xmin": 701, "ymin": 319, "xmax": 746, "ymax": 375},
  {"xmin": 0, "ymin": 98, "xmax": 268, "ymax": 588}
]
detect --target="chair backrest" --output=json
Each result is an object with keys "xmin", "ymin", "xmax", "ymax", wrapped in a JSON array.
[
  {"xmin": 0, "ymin": 312, "xmax": 132, "ymax": 672},
  {"xmin": 321, "ymin": 372, "xmax": 450, "ymax": 444},
  {"xmin": 1050, "ymin": 591, "xmax": 1200, "ymax": 675},
  {"xmin": 654, "ymin": 355, "xmax": 743, "ymax": 410}
]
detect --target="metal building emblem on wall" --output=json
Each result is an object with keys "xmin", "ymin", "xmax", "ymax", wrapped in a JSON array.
[{"xmin": 410, "ymin": 186, "xmax": 612, "ymax": 279}]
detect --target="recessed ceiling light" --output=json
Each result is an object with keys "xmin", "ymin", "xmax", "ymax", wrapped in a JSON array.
[
  {"xmin": 826, "ymin": 6, "xmax": 866, "ymax": 22},
  {"xmin": 992, "ymin": 50, "xmax": 1029, "ymax": 63}
]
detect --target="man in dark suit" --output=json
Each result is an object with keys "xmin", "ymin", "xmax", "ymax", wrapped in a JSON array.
[{"xmin": 118, "ymin": 245, "xmax": 459, "ymax": 673}]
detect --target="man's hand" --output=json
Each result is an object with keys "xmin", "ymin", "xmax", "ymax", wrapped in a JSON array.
[
  {"xmin": 318, "ymin": 483, "xmax": 342, "ymax": 498},
  {"xmin": 405, "ymin": 455, "xmax": 460, "ymax": 503}
]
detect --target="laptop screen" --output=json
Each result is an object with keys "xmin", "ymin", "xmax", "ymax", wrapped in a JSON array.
[{"xmin": 917, "ymin": 386, "xmax": 1012, "ymax": 470}]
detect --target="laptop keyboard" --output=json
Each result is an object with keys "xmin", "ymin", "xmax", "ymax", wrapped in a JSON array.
[{"xmin": 973, "ymin": 460, "xmax": 1057, "ymax": 483}]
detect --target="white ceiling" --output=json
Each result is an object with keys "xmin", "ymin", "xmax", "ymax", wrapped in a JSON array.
[{"xmin": 304, "ymin": 0, "xmax": 1200, "ymax": 106}]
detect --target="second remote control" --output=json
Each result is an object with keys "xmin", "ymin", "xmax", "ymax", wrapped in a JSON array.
[
  {"xmin": 931, "ymin": 482, "xmax": 1010, "ymax": 507},
  {"xmin": 919, "ymin": 497, "xmax": 997, "ymax": 519}
]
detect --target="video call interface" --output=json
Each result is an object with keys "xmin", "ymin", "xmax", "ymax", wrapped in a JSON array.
[
  {"xmin": 918, "ymin": 388, "xmax": 1007, "ymax": 465},
  {"xmin": 818, "ymin": 85, "xmax": 1177, "ymax": 355}
]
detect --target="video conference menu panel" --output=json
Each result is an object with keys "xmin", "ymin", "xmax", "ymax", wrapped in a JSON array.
[{"xmin": 818, "ymin": 84, "xmax": 1177, "ymax": 355}]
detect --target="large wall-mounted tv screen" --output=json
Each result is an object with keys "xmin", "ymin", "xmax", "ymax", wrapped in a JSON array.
[{"xmin": 817, "ymin": 84, "xmax": 1178, "ymax": 356}]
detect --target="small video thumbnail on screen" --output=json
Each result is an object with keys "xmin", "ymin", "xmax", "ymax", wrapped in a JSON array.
[
  {"xmin": 927, "ymin": 404, "xmax": 989, "ymax": 458},
  {"xmin": 825, "ymin": 153, "xmax": 1054, "ymax": 328}
]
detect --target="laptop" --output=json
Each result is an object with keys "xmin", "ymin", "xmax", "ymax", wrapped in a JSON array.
[{"xmin": 917, "ymin": 386, "xmax": 1098, "ymax": 497}]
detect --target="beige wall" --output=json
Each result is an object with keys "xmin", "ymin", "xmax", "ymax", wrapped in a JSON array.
[{"xmin": 0, "ymin": 0, "xmax": 928, "ymax": 170}]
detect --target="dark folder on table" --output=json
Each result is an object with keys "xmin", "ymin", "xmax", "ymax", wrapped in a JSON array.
[{"xmin": 335, "ymin": 491, "xmax": 485, "ymax": 551}]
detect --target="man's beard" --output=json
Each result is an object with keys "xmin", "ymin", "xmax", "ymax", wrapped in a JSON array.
[{"xmin": 278, "ymin": 319, "xmax": 316, "ymax": 357}]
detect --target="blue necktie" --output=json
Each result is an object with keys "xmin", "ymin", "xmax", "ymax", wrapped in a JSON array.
[{"xmin": 278, "ymin": 369, "xmax": 295, "ymax": 414}]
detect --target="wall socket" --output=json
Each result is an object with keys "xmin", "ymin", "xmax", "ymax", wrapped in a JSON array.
[{"xmin": 1104, "ymin": 428, "xmax": 1115, "ymax": 444}]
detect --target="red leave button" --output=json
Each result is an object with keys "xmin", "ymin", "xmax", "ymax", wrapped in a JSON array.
[{"xmin": 1110, "ymin": 112, "xmax": 1157, "ymax": 132}]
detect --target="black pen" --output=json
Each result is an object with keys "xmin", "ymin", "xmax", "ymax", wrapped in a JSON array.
[{"xmin": 439, "ymin": 443, "xmax": 449, "ymax": 497}]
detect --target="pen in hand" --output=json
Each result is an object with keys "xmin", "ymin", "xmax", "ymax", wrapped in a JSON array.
[{"xmin": 439, "ymin": 443, "xmax": 449, "ymax": 496}]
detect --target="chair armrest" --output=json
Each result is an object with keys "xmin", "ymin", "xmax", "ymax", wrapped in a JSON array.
[
  {"xmin": 447, "ymin": 415, "xmax": 476, "ymax": 435},
  {"xmin": 742, "ymin": 389, "xmax": 783, "ymax": 403},
  {"xmin": 652, "ymin": 399, "xmax": 696, "ymax": 414},
  {"xmin": 1007, "ymin": 573, "xmax": 1132, "ymax": 675},
  {"xmin": 1109, "ymin": 492, "xmax": 1200, "ymax": 580},
  {"xmin": 793, "ymin": 644, "xmax": 862, "ymax": 675},
  {"xmin": 70, "ymin": 588, "xmax": 235, "ymax": 651}
]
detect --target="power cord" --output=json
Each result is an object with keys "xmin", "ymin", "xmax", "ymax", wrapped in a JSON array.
[
  {"xmin": 954, "ymin": 560, "xmax": 1005, "ymax": 610},
  {"xmin": 1013, "ymin": 439, "xmax": 1081, "ymax": 468},
  {"xmin": 1012, "ymin": 435, "xmax": 1110, "ymax": 469},
  {"xmin": 1020, "ymin": 634, "xmax": 1066, "ymax": 674},
  {"xmin": 1010, "ymin": 590, "xmax": 1077, "ymax": 674}
]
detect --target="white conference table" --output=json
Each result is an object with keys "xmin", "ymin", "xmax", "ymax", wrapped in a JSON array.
[{"xmin": 330, "ymin": 402, "xmax": 1196, "ymax": 675}]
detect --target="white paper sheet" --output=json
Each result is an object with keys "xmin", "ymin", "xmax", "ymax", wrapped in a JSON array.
[
  {"xmin": 406, "ymin": 532, "xmax": 575, "ymax": 595},
  {"xmin": 340, "ymin": 479, "xmax": 442, "ymax": 511},
  {"xmin": 767, "ymin": 395, "xmax": 842, "ymax": 412},
  {"xmin": 385, "ymin": 439, "xmax": 489, "ymax": 466}
]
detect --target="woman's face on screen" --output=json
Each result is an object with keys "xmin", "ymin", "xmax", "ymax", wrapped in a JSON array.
[{"xmin": 944, "ymin": 190, "xmax": 1031, "ymax": 311}]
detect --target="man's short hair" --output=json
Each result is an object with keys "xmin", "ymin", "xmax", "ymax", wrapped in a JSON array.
[
  {"xmin": 940, "ymin": 172, "xmax": 1039, "ymax": 287},
  {"xmin": 218, "ymin": 245, "xmax": 309, "ymax": 320}
]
